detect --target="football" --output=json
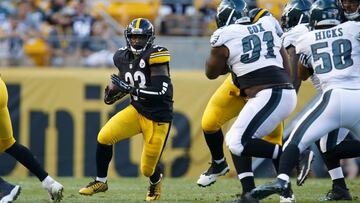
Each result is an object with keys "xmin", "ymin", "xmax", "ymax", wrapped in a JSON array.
[{"xmin": 108, "ymin": 81, "xmax": 121, "ymax": 95}]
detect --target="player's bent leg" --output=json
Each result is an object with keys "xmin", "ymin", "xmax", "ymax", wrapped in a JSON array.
[
  {"xmin": 198, "ymin": 76, "xmax": 245, "ymax": 187},
  {"xmin": 0, "ymin": 178, "xmax": 21, "ymax": 203},
  {"xmin": 141, "ymin": 119, "xmax": 170, "ymax": 201},
  {"xmin": 80, "ymin": 105, "xmax": 141, "ymax": 196}
]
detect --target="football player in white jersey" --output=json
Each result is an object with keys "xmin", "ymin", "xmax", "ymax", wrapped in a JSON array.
[
  {"xmin": 338, "ymin": 0, "xmax": 360, "ymax": 21},
  {"xmin": 250, "ymin": 0, "xmax": 360, "ymax": 201},
  {"xmin": 282, "ymin": 0, "xmax": 360, "ymax": 201},
  {"xmin": 206, "ymin": 0, "xmax": 297, "ymax": 201}
]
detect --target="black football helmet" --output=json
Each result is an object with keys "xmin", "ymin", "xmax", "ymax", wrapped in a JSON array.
[
  {"xmin": 338, "ymin": 0, "xmax": 360, "ymax": 21},
  {"xmin": 281, "ymin": 0, "xmax": 312, "ymax": 31},
  {"xmin": 216, "ymin": 0, "xmax": 250, "ymax": 28},
  {"xmin": 309, "ymin": 0, "xmax": 343, "ymax": 29},
  {"xmin": 125, "ymin": 18, "xmax": 155, "ymax": 55}
]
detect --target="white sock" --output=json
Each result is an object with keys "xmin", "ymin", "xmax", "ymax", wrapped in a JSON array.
[
  {"xmin": 277, "ymin": 174, "xmax": 290, "ymax": 182},
  {"xmin": 214, "ymin": 157, "xmax": 225, "ymax": 164},
  {"xmin": 96, "ymin": 177, "xmax": 107, "ymax": 183},
  {"xmin": 328, "ymin": 167, "xmax": 344, "ymax": 180},
  {"xmin": 42, "ymin": 176, "xmax": 54, "ymax": 189},
  {"xmin": 238, "ymin": 172, "xmax": 254, "ymax": 180},
  {"xmin": 272, "ymin": 145, "xmax": 280, "ymax": 159}
]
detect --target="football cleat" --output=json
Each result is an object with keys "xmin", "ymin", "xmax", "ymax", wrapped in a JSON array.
[
  {"xmin": 145, "ymin": 174, "xmax": 163, "ymax": 201},
  {"xmin": 250, "ymin": 178, "xmax": 288, "ymax": 200},
  {"xmin": 296, "ymin": 149, "xmax": 314, "ymax": 186},
  {"xmin": 280, "ymin": 182, "xmax": 296, "ymax": 202},
  {"xmin": 79, "ymin": 180, "xmax": 108, "ymax": 196},
  {"xmin": 0, "ymin": 181, "xmax": 21, "ymax": 203},
  {"xmin": 197, "ymin": 160, "xmax": 230, "ymax": 187},
  {"xmin": 226, "ymin": 192, "xmax": 260, "ymax": 203},
  {"xmin": 320, "ymin": 184, "xmax": 352, "ymax": 201},
  {"xmin": 45, "ymin": 180, "xmax": 63, "ymax": 202}
]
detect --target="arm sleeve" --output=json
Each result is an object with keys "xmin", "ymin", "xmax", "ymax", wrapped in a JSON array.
[{"xmin": 131, "ymin": 75, "xmax": 171, "ymax": 99}]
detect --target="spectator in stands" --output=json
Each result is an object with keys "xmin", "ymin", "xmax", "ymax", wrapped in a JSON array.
[
  {"xmin": 159, "ymin": 0, "xmax": 197, "ymax": 35},
  {"xmin": 68, "ymin": 0, "xmax": 95, "ymax": 52},
  {"xmin": 198, "ymin": 0, "xmax": 217, "ymax": 35},
  {"xmin": 80, "ymin": 20, "xmax": 113, "ymax": 67},
  {"xmin": 0, "ymin": 2, "xmax": 11, "ymax": 25},
  {"xmin": 0, "ymin": 11, "xmax": 28, "ymax": 66},
  {"xmin": 45, "ymin": 0, "xmax": 73, "ymax": 66}
]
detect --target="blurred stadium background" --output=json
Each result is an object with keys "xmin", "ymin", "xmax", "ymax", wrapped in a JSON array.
[{"xmin": 0, "ymin": 0, "xmax": 359, "ymax": 183}]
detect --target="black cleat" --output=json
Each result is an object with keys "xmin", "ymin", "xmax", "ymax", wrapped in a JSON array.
[
  {"xmin": 0, "ymin": 181, "xmax": 21, "ymax": 203},
  {"xmin": 296, "ymin": 149, "xmax": 314, "ymax": 186},
  {"xmin": 250, "ymin": 178, "xmax": 288, "ymax": 200},
  {"xmin": 280, "ymin": 182, "xmax": 296, "ymax": 202},
  {"xmin": 320, "ymin": 184, "xmax": 352, "ymax": 201},
  {"xmin": 197, "ymin": 159, "xmax": 230, "ymax": 187},
  {"xmin": 226, "ymin": 192, "xmax": 260, "ymax": 203}
]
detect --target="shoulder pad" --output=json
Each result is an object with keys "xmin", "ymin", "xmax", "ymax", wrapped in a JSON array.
[
  {"xmin": 210, "ymin": 28, "xmax": 226, "ymax": 47},
  {"xmin": 282, "ymin": 24, "xmax": 309, "ymax": 48},
  {"xmin": 149, "ymin": 45, "xmax": 171, "ymax": 65}
]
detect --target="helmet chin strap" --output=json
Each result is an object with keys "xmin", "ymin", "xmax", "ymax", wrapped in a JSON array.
[
  {"xmin": 130, "ymin": 46, "xmax": 146, "ymax": 55},
  {"xmin": 344, "ymin": 7, "xmax": 360, "ymax": 20}
]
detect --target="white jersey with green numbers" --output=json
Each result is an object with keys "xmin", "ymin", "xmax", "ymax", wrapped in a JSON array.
[
  {"xmin": 282, "ymin": 23, "xmax": 323, "ymax": 92},
  {"xmin": 210, "ymin": 15, "xmax": 284, "ymax": 77},
  {"xmin": 294, "ymin": 21, "xmax": 360, "ymax": 92}
]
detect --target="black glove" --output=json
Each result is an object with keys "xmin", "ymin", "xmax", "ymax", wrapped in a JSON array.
[{"xmin": 111, "ymin": 74, "xmax": 132, "ymax": 94}]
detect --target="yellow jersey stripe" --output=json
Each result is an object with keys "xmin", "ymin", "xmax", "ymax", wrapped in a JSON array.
[
  {"xmin": 253, "ymin": 9, "xmax": 267, "ymax": 23},
  {"xmin": 136, "ymin": 18, "xmax": 142, "ymax": 29},
  {"xmin": 150, "ymin": 54, "xmax": 170, "ymax": 58},
  {"xmin": 149, "ymin": 55, "xmax": 171, "ymax": 65},
  {"xmin": 150, "ymin": 51, "xmax": 169, "ymax": 56}
]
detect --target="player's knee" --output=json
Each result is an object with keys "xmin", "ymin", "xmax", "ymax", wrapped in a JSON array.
[
  {"xmin": 228, "ymin": 143, "xmax": 243, "ymax": 156},
  {"xmin": 141, "ymin": 165, "xmax": 155, "ymax": 177},
  {"xmin": 97, "ymin": 128, "xmax": 115, "ymax": 145},
  {"xmin": 225, "ymin": 132, "xmax": 243, "ymax": 156},
  {"xmin": 201, "ymin": 117, "xmax": 220, "ymax": 133},
  {"xmin": 0, "ymin": 137, "xmax": 16, "ymax": 153}
]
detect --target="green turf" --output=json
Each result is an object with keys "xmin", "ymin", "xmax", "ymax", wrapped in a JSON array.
[{"xmin": 3, "ymin": 177, "xmax": 360, "ymax": 202}]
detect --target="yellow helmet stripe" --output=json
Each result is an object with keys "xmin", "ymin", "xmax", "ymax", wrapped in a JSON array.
[
  {"xmin": 253, "ymin": 9, "xmax": 267, "ymax": 23},
  {"xmin": 135, "ymin": 18, "xmax": 142, "ymax": 29}
]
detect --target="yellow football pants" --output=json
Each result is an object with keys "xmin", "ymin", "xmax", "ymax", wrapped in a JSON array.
[
  {"xmin": 98, "ymin": 105, "xmax": 170, "ymax": 177},
  {"xmin": 202, "ymin": 75, "xmax": 283, "ymax": 145},
  {"xmin": 0, "ymin": 78, "xmax": 16, "ymax": 152}
]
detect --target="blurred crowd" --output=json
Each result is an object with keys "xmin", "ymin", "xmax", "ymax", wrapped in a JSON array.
[{"xmin": 0, "ymin": 0, "xmax": 223, "ymax": 68}]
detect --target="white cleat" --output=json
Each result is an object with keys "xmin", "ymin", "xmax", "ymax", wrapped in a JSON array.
[
  {"xmin": 46, "ymin": 181, "xmax": 63, "ymax": 202},
  {"xmin": 197, "ymin": 160, "xmax": 230, "ymax": 187}
]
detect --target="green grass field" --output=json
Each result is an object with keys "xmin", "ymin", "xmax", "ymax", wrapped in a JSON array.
[{"xmin": 3, "ymin": 177, "xmax": 360, "ymax": 202}]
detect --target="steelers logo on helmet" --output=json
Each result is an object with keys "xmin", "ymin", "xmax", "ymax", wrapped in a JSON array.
[
  {"xmin": 338, "ymin": 0, "xmax": 360, "ymax": 21},
  {"xmin": 125, "ymin": 18, "xmax": 155, "ymax": 55}
]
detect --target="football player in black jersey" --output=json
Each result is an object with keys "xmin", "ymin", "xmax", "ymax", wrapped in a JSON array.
[
  {"xmin": 0, "ymin": 77, "xmax": 63, "ymax": 202},
  {"xmin": 79, "ymin": 18, "xmax": 173, "ymax": 201}
]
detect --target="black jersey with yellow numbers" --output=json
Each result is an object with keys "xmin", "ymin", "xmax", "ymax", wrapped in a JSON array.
[{"xmin": 113, "ymin": 45, "xmax": 173, "ymax": 122}]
